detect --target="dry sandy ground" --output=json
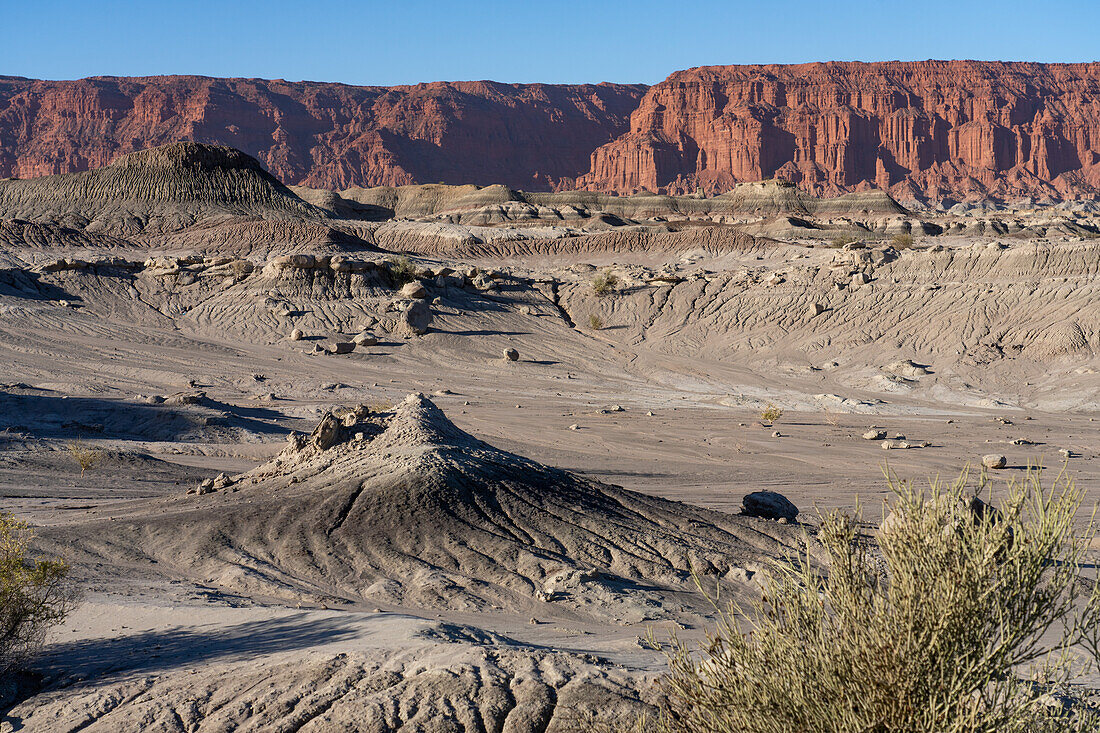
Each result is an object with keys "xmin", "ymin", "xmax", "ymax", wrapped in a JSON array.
[{"xmin": 0, "ymin": 234, "xmax": 1097, "ymax": 730}]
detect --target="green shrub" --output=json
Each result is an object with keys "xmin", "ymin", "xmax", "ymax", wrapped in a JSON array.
[
  {"xmin": 760, "ymin": 403, "xmax": 783, "ymax": 423},
  {"xmin": 658, "ymin": 467, "xmax": 1100, "ymax": 732},
  {"xmin": 830, "ymin": 234, "xmax": 857, "ymax": 248},
  {"xmin": 385, "ymin": 256, "xmax": 417, "ymax": 288},
  {"xmin": 592, "ymin": 271, "xmax": 619, "ymax": 297},
  {"xmin": 588, "ymin": 314, "xmax": 604, "ymax": 330},
  {"xmin": 892, "ymin": 233, "xmax": 915, "ymax": 248},
  {"xmin": 0, "ymin": 514, "xmax": 73, "ymax": 674},
  {"xmin": 67, "ymin": 441, "xmax": 100, "ymax": 477}
]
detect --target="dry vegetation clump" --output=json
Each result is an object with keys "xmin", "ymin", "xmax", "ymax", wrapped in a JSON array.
[
  {"xmin": 830, "ymin": 234, "xmax": 857, "ymax": 247},
  {"xmin": 66, "ymin": 441, "xmax": 101, "ymax": 477},
  {"xmin": 385, "ymin": 255, "xmax": 417, "ymax": 288},
  {"xmin": 657, "ymin": 467, "xmax": 1100, "ymax": 733},
  {"xmin": 892, "ymin": 232, "xmax": 915, "ymax": 248},
  {"xmin": 0, "ymin": 514, "xmax": 73, "ymax": 674},
  {"xmin": 592, "ymin": 270, "xmax": 619, "ymax": 297},
  {"xmin": 759, "ymin": 403, "xmax": 783, "ymax": 423},
  {"xmin": 588, "ymin": 314, "xmax": 604, "ymax": 330}
]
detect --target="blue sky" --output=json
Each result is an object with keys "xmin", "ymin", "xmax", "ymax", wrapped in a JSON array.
[{"xmin": 3, "ymin": 0, "xmax": 1097, "ymax": 86}]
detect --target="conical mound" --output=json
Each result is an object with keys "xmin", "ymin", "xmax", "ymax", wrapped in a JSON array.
[
  {"xmin": 45, "ymin": 394, "xmax": 805, "ymax": 621},
  {"xmin": 0, "ymin": 142, "xmax": 326, "ymax": 236}
]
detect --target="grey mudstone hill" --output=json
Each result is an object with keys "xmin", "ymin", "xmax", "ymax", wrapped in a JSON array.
[
  {"xmin": 0, "ymin": 142, "xmax": 327, "ymax": 235},
  {"xmin": 43, "ymin": 394, "xmax": 805, "ymax": 622}
]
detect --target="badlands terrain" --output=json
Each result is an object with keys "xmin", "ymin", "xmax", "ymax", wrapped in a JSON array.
[{"xmin": 0, "ymin": 140, "xmax": 1096, "ymax": 730}]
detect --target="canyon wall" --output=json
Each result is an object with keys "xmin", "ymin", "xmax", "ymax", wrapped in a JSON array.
[
  {"xmin": 579, "ymin": 61, "xmax": 1100, "ymax": 201},
  {"xmin": 0, "ymin": 75, "xmax": 646, "ymax": 191},
  {"xmin": 3, "ymin": 62, "xmax": 1100, "ymax": 201}
]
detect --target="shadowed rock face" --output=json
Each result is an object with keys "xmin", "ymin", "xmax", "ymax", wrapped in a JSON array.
[
  {"xmin": 578, "ymin": 61, "xmax": 1100, "ymax": 201},
  {"xmin": 0, "ymin": 75, "xmax": 647, "ymax": 191}
]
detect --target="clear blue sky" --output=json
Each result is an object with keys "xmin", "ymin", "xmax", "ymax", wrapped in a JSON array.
[{"xmin": 3, "ymin": 0, "xmax": 1098, "ymax": 86}]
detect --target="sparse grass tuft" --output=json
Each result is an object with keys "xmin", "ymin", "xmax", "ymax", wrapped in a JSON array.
[
  {"xmin": 385, "ymin": 256, "xmax": 417, "ymax": 288},
  {"xmin": 67, "ymin": 441, "xmax": 101, "ymax": 477},
  {"xmin": 760, "ymin": 403, "xmax": 783, "ymax": 423},
  {"xmin": 829, "ymin": 234, "xmax": 857, "ymax": 248},
  {"xmin": 592, "ymin": 271, "xmax": 619, "ymax": 297},
  {"xmin": 892, "ymin": 233, "xmax": 915, "ymax": 249},
  {"xmin": 657, "ymin": 466, "xmax": 1100, "ymax": 733},
  {"xmin": 588, "ymin": 314, "xmax": 604, "ymax": 330},
  {"xmin": 0, "ymin": 513, "xmax": 73, "ymax": 674}
]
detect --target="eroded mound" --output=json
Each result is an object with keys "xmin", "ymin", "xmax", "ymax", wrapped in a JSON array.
[
  {"xmin": 43, "ymin": 394, "xmax": 804, "ymax": 621},
  {"xmin": 0, "ymin": 142, "xmax": 326, "ymax": 236}
]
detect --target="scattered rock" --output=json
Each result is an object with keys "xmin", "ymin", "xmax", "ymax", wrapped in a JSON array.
[
  {"xmin": 400, "ymin": 300, "xmax": 432, "ymax": 335},
  {"xmin": 290, "ymin": 328, "xmax": 305, "ymax": 341},
  {"xmin": 810, "ymin": 302, "xmax": 826, "ymax": 316},
  {"xmin": 982, "ymin": 454, "xmax": 1007, "ymax": 469},
  {"xmin": 331, "ymin": 342, "xmax": 356, "ymax": 354},
  {"xmin": 568, "ymin": 424, "xmax": 579, "ymax": 431},
  {"xmin": 863, "ymin": 429, "xmax": 887, "ymax": 440},
  {"xmin": 771, "ymin": 430, "xmax": 782, "ymax": 438},
  {"xmin": 212, "ymin": 473, "xmax": 235, "ymax": 489},
  {"xmin": 353, "ymin": 332, "xmax": 378, "ymax": 347},
  {"xmin": 400, "ymin": 281, "xmax": 427, "ymax": 299},
  {"xmin": 741, "ymin": 491, "xmax": 798, "ymax": 522},
  {"xmin": 503, "ymin": 348, "xmax": 519, "ymax": 361}
]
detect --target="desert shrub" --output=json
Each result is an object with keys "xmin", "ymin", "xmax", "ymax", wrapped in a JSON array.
[
  {"xmin": 759, "ymin": 403, "xmax": 783, "ymax": 423},
  {"xmin": 588, "ymin": 314, "xmax": 604, "ymax": 330},
  {"xmin": 829, "ymin": 234, "xmax": 857, "ymax": 247},
  {"xmin": 0, "ymin": 514, "xmax": 72, "ymax": 674},
  {"xmin": 592, "ymin": 271, "xmax": 619, "ymax": 297},
  {"xmin": 66, "ymin": 441, "xmax": 100, "ymax": 477},
  {"xmin": 658, "ymin": 467, "xmax": 1100, "ymax": 733},
  {"xmin": 892, "ymin": 232, "xmax": 915, "ymax": 248},
  {"xmin": 385, "ymin": 256, "xmax": 417, "ymax": 288}
]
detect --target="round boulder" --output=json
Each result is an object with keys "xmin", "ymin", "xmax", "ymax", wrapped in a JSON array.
[
  {"xmin": 741, "ymin": 491, "xmax": 799, "ymax": 522},
  {"xmin": 982, "ymin": 454, "xmax": 1007, "ymax": 469},
  {"xmin": 503, "ymin": 348, "xmax": 519, "ymax": 362},
  {"xmin": 400, "ymin": 281, "xmax": 427, "ymax": 299}
]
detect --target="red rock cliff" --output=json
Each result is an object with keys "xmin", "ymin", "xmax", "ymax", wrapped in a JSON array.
[
  {"xmin": 0, "ymin": 75, "xmax": 646, "ymax": 191},
  {"xmin": 579, "ymin": 61, "xmax": 1100, "ymax": 200}
]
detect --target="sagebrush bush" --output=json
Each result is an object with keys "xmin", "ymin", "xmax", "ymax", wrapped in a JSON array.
[
  {"xmin": 592, "ymin": 271, "xmax": 619, "ymax": 297},
  {"xmin": 386, "ymin": 256, "xmax": 417, "ymax": 288},
  {"xmin": 588, "ymin": 314, "xmax": 604, "ymax": 330},
  {"xmin": 66, "ymin": 441, "xmax": 100, "ymax": 477},
  {"xmin": 0, "ymin": 514, "xmax": 73, "ymax": 674},
  {"xmin": 659, "ymin": 467, "xmax": 1100, "ymax": 733},
  {"xmin": 892, "ymin": 232, "xmax": 915, "ymax": 248},
  {"xmin": 759, "ymin": 403, "xmax": 783, "ymax": 423}
]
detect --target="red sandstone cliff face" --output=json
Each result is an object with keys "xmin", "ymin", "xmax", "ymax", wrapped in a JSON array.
[
  {"xmin": 0, "ymin": 76, "xmax": 646, "ymax": 191},
  {"xmin": 579, "ymin": 61, "xmax": 1100, "ymax": 201}
]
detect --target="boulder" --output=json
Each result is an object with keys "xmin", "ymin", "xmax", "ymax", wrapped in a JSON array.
[
  {"xmin": 982, "ymin": 454, "xmax": 1007, "ymax": 469},
  {"xmin": 331, "ymin": 342, "xmax": 356, "ymax": 354},
  {"xmin": 290, "ymin": 328, "xmax": 305, "ymax": 341},
  {"xmin": 353, "ymin": 332, "xmax": 378, "ymax": 347},
  {"xmin": 863, "ymin": 429, "xmax": 887, "ymax": 440},
  {"xmin": 400, "ymin": 300, "xmax": 432, "ymax": 335},
  {"xmin": 400, "ymin": 281, "xmax": 427, "ymax": 299},
  {"xmin": 741, "ymin": 491, "xmax": 798, "ymax": 522},
  {"xmin": 503, "ymin": 348, "xmax": 519, "ymax": 361}
]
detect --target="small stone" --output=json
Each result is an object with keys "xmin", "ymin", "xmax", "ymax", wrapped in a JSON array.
[
  {"xmin": 863, "ymin": 429, "xmax": 887, "ymax": 440},
  {"xmin": 568, "ymin": 424, "xmax": 579, "ymax": 430},
  {"xmin": 1058, "ymin": 449, "xmax": 1071, "ymax": 459},
  {"xmin": 607, "ymin": 405, "xmax": 624, "ymax": 412},
  {"xmin": 290, "ymin": 328, "xmax": 305, "ymax": 341},
  {"xmin": 646, "ymin": 411, "xmax": 654, "ymax": 417},
  {"xmin": 810, "ymin": 302, "xmax": 826, "ymax": 316},
  {"xmin": 353, "ymin": 332, "xmax": 378, "ymax": 347},
  {"xmin": 982, "ymin": 454, "xmax": 1007, "ymax": 469},
  {"xmin": 772, "ymin": 430, "xmax": 782, "ymax": 438},
  {"xmin": 503, "ymin": 348, "xmax": 519, "ymax": 361}
]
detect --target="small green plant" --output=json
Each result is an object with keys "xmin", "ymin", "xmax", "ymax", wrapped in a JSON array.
[
  {"xmin": 829, "ymin": 234, "xmax": 857, "ymax": 248},
  {"xmin": 0, "ymin": 513, "xmax": 73, "ymax": 673},
  {"xmin": 67, "ymin": 441, "xmax": 101, "ymax": 477},
  {"xmin": 385, "ymin": 256, "xmax": 417, "ymax": 288},
  {"xmin": 588, "ymin": 314, "xmax": 604, "ymax": 330},
  {"xmin": 592, "ymin": 270, "xmax": 619, "ymax": 297},
  {"xmin": 892, "ymin": 233, "xmax": 915, "ymax": 248},
  {"xmin": 657, "ymin": 467, "xmax": 1100, "ymax": 733},
  {"xmin": 760, "ymin": 403, "xmax": 783, "ymax": 423}
]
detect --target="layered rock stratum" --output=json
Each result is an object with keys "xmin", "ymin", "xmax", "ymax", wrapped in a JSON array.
[
  {"xmin": 4, "ymin": 63, "xmax": 1100, "ymax": 201},
  {"xmin": 580, "ymin": 61, "xmax": 1100, "ymax": 200}
]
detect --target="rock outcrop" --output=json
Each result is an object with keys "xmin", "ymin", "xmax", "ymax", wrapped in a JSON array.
[
  {"xmin": 579, "ymin": 61, "xmax": 1100, "ymax": 201},
  {"xmin": 0, "ymin": 75, "xmax": 646, "ymax": 191}
]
